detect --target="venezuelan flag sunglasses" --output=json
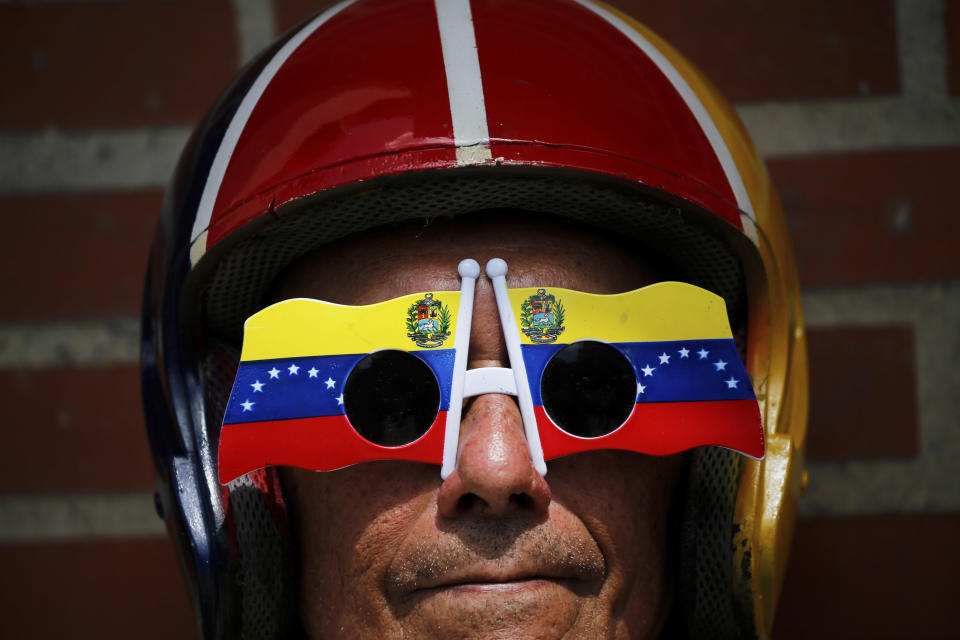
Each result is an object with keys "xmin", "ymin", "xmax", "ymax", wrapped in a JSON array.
[{"xmin": 217, "ymin": 259, "xmax": 764, "ymax": 484}]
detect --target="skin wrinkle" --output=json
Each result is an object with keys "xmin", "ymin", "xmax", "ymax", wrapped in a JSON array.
[{"xmin": 274, "ymin": 214, "xmax": 684, "ymax": 639}]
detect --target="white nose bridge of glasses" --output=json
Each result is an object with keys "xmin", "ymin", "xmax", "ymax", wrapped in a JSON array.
[{"xmin": 440, "ymin": 258, "xmax": 547, "ymax": 478}]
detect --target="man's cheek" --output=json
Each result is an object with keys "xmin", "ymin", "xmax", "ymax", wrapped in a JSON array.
[
  {"xmin": 297, "ymin": 479, "xmax": 436, "ymax": 638},
  {"xmin": 546, "ymin": 454, "xmax": 679, "ymax": 566},
  {"xmin": 335, "ymin": 476, "xmax": 440, "ymax": 580}
]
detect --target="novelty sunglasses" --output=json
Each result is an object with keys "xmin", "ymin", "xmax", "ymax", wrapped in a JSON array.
[{"xmin": 217, "ymin": 259, "xmax": 764, "ymax": 484}]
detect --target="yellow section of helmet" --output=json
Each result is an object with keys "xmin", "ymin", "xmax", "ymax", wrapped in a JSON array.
[{"xmin": 594, "ymin": 2, "xmax": 810, "ymax": 637}]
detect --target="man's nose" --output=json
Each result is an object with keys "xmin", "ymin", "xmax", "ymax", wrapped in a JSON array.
[{"xmin": 436, "ymin": 392, "xmax": 551, "ymax": 518}]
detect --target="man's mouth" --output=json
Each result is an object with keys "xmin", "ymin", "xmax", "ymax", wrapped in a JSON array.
[
  {"xmin": 411, "ymin": 568, "xmax": 578, "ymax": 594},
  {"xmin": 382, "ymin": 513, "xmax": 609, "ymax": 607},
  {"xmin": 386, "ymin": 535, "xmax": 606, "ymax": 604}
]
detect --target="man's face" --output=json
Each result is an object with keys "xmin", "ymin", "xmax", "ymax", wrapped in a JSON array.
[{"xmin": 275, "ymin": 215, "xmax": 684, "ymax": 639}]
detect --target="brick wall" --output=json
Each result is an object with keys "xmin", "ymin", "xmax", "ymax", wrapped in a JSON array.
[{"xmin": 1, "ymin": 1, "xmax": 956, "ymax": 637}]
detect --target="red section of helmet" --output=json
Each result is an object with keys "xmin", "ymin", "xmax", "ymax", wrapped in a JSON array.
[
  {"xmin": 476, "ymin": 0, "xmax": 740, "ymax": 223},
  {"xmin": 208, "ymin": 0, "xmax": 458, "ymax": 246},
  {"xmin": 203, "ymin": 0, "xmax": 744, "ymax": 251}
]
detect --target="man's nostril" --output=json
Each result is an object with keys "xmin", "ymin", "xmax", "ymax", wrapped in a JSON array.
[
  {"xmin": 457, "ymin": 493, "xmax": 477, "ymax": 510},
  {"xmin": 453, "ymin": 492, "xmax": 533, "ymax": 513},
  {"xmin": 511, "ymin": 493, "xmax": 531, "ymax": 508}
]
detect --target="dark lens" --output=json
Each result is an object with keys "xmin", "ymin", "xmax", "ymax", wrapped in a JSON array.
[
  {"xmin": 343, "ymin": 350, "xmax": 440, "ymax": 447},
  {"xmin": 541, "ymin": 341, "xmax": 636, "ymax": 438}
]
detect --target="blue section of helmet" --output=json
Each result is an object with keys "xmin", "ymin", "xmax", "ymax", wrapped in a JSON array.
[
  {"xmin": 222, "ymin": 349, "xmax": 455, "ymax": 424},
  {"xmin": 521, "ymin": 338, "xmax": 755, "ymax": 405}
]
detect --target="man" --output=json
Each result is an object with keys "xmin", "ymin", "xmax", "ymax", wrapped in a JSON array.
[{"xmin": 141, "ymin": 1, "xmax": 808, "ymax": 638}]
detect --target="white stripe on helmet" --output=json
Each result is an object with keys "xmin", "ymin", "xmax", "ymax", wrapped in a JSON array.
[{"xmin": 434, "ymin": 0, "xmax": 493, "ymax": 164}]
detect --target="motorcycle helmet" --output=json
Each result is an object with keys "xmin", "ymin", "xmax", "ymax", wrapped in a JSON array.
[{"xmin": 141, "ymin": 1, "xmax": 809, "ymax": 637}]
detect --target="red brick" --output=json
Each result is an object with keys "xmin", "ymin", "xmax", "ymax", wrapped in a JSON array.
[
  {"xmin": 775, "ymin": 513, "xmax": 960, "ymax": 639},
  {"xmin": 0, "ymin": 1, "xmax": 237, "ymax": 129},
  {"xmin": 0, "ymin": 365, "xmax": 154, "ymax": 492},
  {"xmin": 619, "ymin": 0, "xmax": 899, "ymax": 101},
  {"xmin": 0, "ymin": 190, "xmax": 161, "ymax": 320},
  {"xmin": 949, "ymin": 0, "xmax": 960, "ymax": 96},
  {"xmin": 806, "ymin": 326, "xmax": 918, "ymax": 459},
  {"xmin": 770, "ymin": 148, "xmax": 960, "ymax": 287},
  {"xmin": 0, "ymin": 538, "xmax": 197, "ymax": 640}
]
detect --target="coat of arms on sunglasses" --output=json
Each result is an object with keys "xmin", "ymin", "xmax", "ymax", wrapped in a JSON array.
[
  {"xmin": 520, "ymin": 288, "xmax": 566, "ymax": 344},
  {"xmin": 406, "ymin": 293, "xmax": 452, "ymax": 348}
]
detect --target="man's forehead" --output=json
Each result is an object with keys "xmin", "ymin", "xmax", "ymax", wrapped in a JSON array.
[{"xmin": 269, "ymin": 213, "xmax": 665, "ymax": 305}]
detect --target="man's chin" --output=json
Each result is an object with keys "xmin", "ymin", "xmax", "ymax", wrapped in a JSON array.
[{"xmin": 392, "ymin": 578, "xmax": 590, "ymax": 639}]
